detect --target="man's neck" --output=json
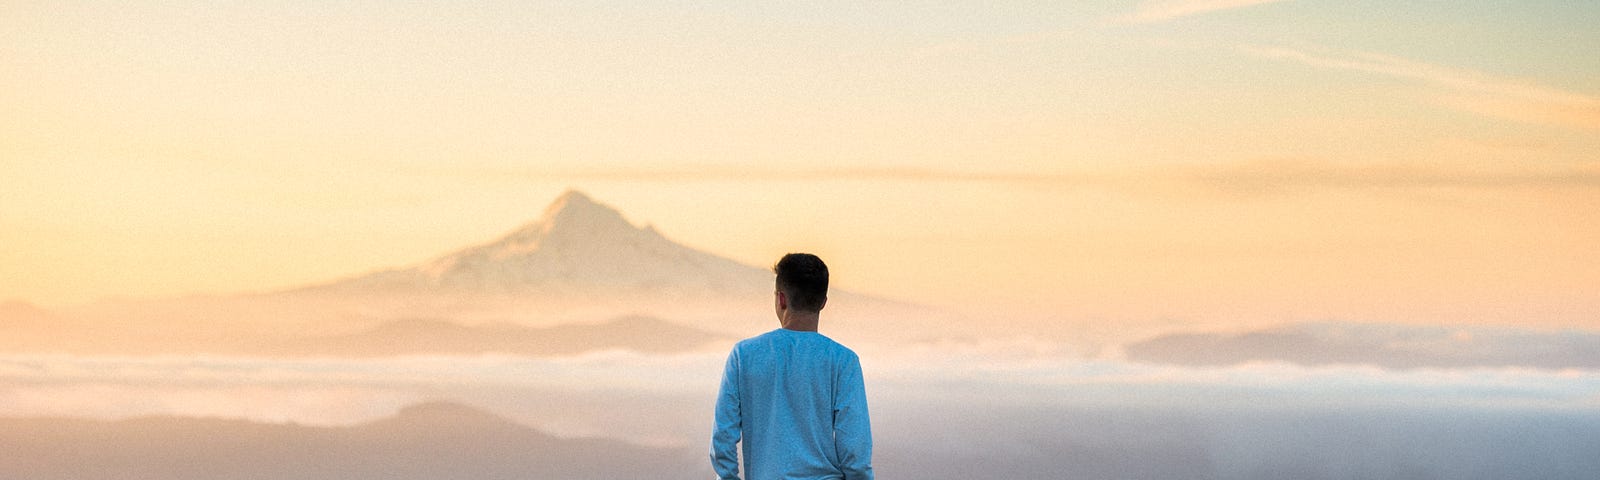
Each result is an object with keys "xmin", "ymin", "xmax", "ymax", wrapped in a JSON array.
[{"xmin": 780, "ymin": 312, "xmax": 820, "ymax": 332}]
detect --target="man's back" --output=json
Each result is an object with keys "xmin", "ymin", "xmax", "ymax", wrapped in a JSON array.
[{"xmin": 712, "ymin": 328, "xmax": 873, "ymax": 480}]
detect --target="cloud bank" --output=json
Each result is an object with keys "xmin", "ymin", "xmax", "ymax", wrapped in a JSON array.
[
  {"xmin": 1126, "ymin": 321, "xmax": 1600, "ymax": 370},
  {"xmin": 4, "ymin": 349, "xmax": 1599, "ymax": 479}
]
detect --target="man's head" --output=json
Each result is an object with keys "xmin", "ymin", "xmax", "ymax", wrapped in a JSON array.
[{"xmin": 773, "ymin": 253, "xmax": 829, "ymax": 314}]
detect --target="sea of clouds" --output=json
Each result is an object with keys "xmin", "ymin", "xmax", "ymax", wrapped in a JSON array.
[{"xmin": 4, "ymin": 337, "xmax": 1599, "ymax": 479}]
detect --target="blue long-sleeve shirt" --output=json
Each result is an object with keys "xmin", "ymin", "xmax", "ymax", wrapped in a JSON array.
[{"xmin": 712, "ymin": 328, "xmax": 873, "ymax": 480}]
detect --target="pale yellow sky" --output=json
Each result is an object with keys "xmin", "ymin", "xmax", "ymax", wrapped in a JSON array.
[{"xmin": 3, "ymin": 1, "xmax": 1598, "ymax": 328}]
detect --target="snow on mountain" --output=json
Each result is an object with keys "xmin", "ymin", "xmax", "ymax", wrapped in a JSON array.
[{"xmin": 306, "ymin": 190, "xmax": 769, "ymax": 296}]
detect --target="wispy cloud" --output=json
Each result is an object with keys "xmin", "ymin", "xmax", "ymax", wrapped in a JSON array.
[
  {"xmin": 1242, "ymin": 45, "xmax": 1600, "ymax": 131},
  {"xmin": 536, "ymin": 166, "xmax": 1114, "ymax": 184},
  {"xmin": 428, "ymin": 163, "xmax": 1127, "ymax": 186},
  {"xmin": 1117, "ymin": 0, "xmax": 1292, "ymax": 24},
  {"xmin": 1185, "ymin": 160, "xmax": 1600, "ymax": 192},
  {"xmin": 442, "ymin": 163, "xmax": 1600, "ymax": 192}
]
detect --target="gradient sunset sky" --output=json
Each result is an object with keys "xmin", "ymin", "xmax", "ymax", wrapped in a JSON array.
[{"xmin": 3, "ymin": 1, "xmax": 1597, "ymax": 328}]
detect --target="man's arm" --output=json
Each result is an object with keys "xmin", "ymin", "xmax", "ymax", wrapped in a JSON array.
[
  {"xmin": 833, "ymin": 352, "xmax": 873, "ymax": 480},
  {"xmin": 711, "ymin": 349, "xmax": 742, "ymax": 480}
]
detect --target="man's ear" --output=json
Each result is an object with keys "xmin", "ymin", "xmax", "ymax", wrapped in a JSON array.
[{"xmin": 775, "ymin": 290, "xmax": 788, "ymax": 310}]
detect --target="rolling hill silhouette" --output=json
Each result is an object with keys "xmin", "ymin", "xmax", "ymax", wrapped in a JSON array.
[{"xmin": 0, "ymin": 401, "xmax": 701, "ymax": 480}]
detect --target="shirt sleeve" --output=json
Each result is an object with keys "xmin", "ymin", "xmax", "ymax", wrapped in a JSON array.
[
  {"xmin": 833, "ymin": 352, "xmax": 873, "ymax": 480},
  {"xmin": 711, "ymin": 348, "xmax": 742, "ymax": 480}
]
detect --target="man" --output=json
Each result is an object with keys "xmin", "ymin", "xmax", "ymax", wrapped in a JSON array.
[{"xmin": 711, "ymin": 253, "xmax": 873, "ymax": 480}]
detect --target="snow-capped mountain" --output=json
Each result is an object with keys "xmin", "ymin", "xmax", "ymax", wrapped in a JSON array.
[
  {"xmin": 13, "ymin": 189, "xmax": 940, "ymax": 352},
  {"xmin": 305, "ymin": 190, "xmax": 769, "ymax": 296}
]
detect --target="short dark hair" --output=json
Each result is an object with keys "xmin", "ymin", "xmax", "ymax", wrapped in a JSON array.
[{"xmin": 773, "ymin": 253, "xmax": 828, "ymax": 312}]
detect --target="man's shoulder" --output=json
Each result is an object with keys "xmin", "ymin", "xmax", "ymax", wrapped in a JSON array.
[
  {"xmin": 727, "ymin": 330, "xmax": 774, "ymax": 357},
  {"xmin": 729, "ymin": 329, "xmax": 858, "ymax": 357},
  {"xmin": 830, "ymin": 339, "xmax": 861, "ymax": 362},
  {"xmin": 805, "ymin": 332, "xmax": 862, "ymax": 363},
  {"xmin": 810, "ymin": 332, "xmax": 860, "ymax": 360}
]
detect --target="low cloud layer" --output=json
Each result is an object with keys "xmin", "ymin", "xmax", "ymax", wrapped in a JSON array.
[
  {"xmin": 1125, "ymin": 321, "xmax": 1600, "ymax": 370},
  {"xmin": 3, "ymin": 347, "xmax": 1598, "ymax": 479}
]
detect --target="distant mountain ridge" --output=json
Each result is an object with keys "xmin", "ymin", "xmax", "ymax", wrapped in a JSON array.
[
  {"xmin": 304, "ymin": 190, "xmax": 769, "ymax": 296},
  {"xmin": 0, "ymin": 401, "xmax": 700, "ymax": 480}
]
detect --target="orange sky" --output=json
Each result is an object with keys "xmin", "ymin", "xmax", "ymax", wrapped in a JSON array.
[{"xmin": 3, "ymin": 1, "xmax": 1598, "ymax": 328}]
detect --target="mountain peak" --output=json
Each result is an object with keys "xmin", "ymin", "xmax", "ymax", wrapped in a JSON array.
[
  {"xmin": 529, "ymin": 189, "xmax": 634, "ymax": 241},
  {"xmin": 551, "ymin": 188, "xmax": 595, "ymax": 206},
  {"xmin": 310, "ymin": 190, "xmax": 770, "ymax": 294},
  {"xmin": 474, "ymin": 190, "xmax": 646, "ymax": 261},
  {"xmin": 542, "ymin": 189, "xmax": 603, "ymax": 221}
]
